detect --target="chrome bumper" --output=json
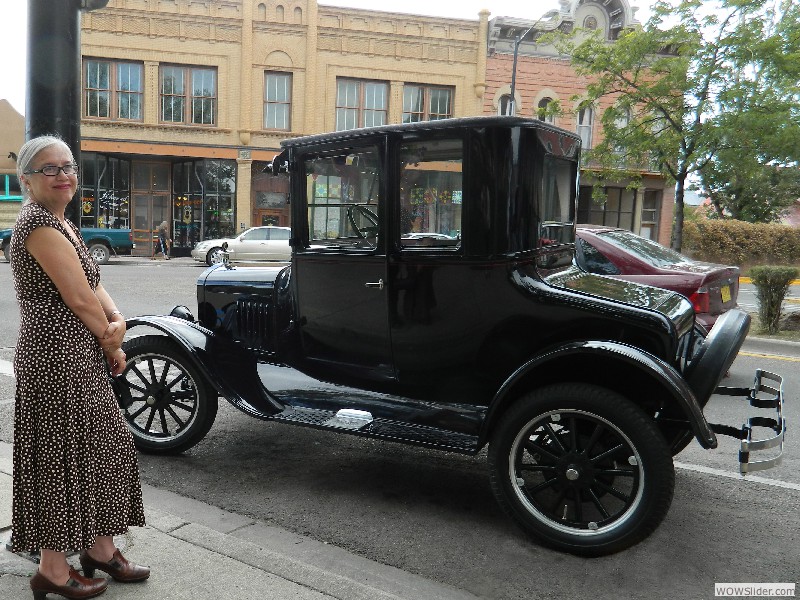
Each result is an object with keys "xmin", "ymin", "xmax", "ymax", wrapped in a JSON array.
[{"xmin": 710, "ymin": 370, "xmax": 785, "ymax": 474}]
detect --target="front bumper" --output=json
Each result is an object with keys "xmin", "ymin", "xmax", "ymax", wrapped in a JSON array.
[{"xmin": 710, "ymin": 369, "xmax": 785, "ymax": 474}]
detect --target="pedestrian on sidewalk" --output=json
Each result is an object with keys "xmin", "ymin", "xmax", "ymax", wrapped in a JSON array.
[
  {"xmin": 11, "ymin": 135, "xmax": 151, "ymax": 600},
  {"xmin": 157, "ymin": 220, "xmax": 171, "ymax": 260}
]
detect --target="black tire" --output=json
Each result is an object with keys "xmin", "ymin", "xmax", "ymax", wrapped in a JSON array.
[
  {"xmin": 2, "ymin": 243, "xmax": 9, "ymax": 263},
  {"xmin": 88, "ymin": 243, "xmax": 111, "ymax": 264},
  {"xmin": 488, "ymin": 383, "xmax": 674, "ymax": 556},
  {"xmin": 116, "ymin": 335, "xmax": 218, "ymax": 454},
  {"xmin": 206, "ymin": 247, "xmax": 224, "ymax": 265}
]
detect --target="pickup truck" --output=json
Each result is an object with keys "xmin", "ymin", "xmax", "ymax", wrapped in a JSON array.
[
  {"xmin": 1, "ymin": 226, "xmax": 133, "ymax": 263},
  {"xmin": 114, "ymin": 117, "xmax": 785, "ymax": 556}
]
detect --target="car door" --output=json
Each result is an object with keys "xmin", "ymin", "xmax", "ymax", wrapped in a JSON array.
[
  {"xmin": 264, "ymin": 227, "xmax": 291, "ymax": 261},
  {"xmin": 229, "ymin": 227, "xmax": 268, "ymax": 261},
  {"xmin": 291, "ymin": 142, "xmax": 394, "ymax": 384}
]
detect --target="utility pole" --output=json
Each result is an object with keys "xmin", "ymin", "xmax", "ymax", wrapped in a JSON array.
[
  {"xmin": 508, "ymin": 24, "xmax": 535, "ymax": 117},
  {"xmin": 26, "ymin": 0, "xmax": 109, "ymax": 225}
]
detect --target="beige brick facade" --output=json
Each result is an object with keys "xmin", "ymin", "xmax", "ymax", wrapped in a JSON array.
[{"xmin": 79, "ymin": 0, "xmax": 489, "ymax": 252}]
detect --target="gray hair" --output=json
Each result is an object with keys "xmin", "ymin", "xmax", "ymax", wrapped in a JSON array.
[{"xmin": 17, "ymin": 135, "xmax": 74, "ymax": 203}]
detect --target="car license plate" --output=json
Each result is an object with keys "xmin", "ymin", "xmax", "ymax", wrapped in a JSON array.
[{"xmin": 721, "ymin": 285, "xmax": 731, "ymax": 303}]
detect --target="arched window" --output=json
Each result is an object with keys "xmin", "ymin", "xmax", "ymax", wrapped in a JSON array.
[
  {"xmin": 294, "ymin": 7, "xmax": 302, "ymax": 23},
  {"xmin": 498, "ymin": 95, "xmax": 512, "ymax": 116},
  {"xmin": 577, "ymin": 106, "xmax": 594, "ymax": 149},
  {"xmin": 537, "ymin": 97, "xmax": 555, "ymax": 124},
  {"xmin": 584, "ymin": 16, "xmax": 598, "ymax": 30},
  {"xmin": 257, "ymin": 3, "xmax": 266, "ymax": 20},
  {"xmin": 276, "ymin": 5, "xmax": 284, "ymax": 22}
]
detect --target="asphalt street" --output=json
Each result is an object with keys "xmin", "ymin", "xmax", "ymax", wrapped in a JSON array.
[{"xmin": 0, "ymin": 257, "xmax": 797, "ymax": 599}]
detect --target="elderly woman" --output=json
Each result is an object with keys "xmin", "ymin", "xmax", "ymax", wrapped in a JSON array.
[{"xmin": 10, "ymin": 135, "xmax": 149, "ymax": 600}]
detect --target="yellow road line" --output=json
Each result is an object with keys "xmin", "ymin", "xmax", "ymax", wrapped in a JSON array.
[
  {"xmin": 740, "ymin": 277, "xmax": 800, "ymax": 285},
  {"xmin": 739, "ymin": 351, "xmax": 800, "ymax": 362}
]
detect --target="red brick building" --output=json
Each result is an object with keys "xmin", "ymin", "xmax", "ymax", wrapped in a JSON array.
[{"xmin": 484, "ymin": 0, "xmax": 674, "ymax": 246}]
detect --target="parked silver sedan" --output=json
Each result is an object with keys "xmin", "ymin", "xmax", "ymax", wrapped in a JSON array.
[{"xmin": 191, "ymin": 226, "xmax": 291, "ymax": 265}]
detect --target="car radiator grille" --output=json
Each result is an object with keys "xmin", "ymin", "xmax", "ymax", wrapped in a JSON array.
[{"xmin": 236, "ymin": 299, "xmax": 271, "ymax": 348}]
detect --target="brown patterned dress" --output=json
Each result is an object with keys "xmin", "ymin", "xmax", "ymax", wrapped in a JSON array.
[{"xmin": 10, "ymin": 202, "xmax": 145, "ymax": 553}]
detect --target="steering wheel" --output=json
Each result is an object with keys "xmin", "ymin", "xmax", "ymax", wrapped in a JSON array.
[{"xmin": 347, "ymin": 205, "xmax": 379, "ymax": 246}]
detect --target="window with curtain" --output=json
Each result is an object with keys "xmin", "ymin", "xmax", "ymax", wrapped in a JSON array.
[
  {"xmin": 577, "ymin": 105, "xmax": 594, "ymax": 150},
  {"xmin": 160, "ymin": 65, "xmax": 217, "ymax": 125},
  {"xmin": 335, "ymin": 79, "xmax": 388, "ymax": 131},
  {"xmin": 402, "ymin": 85, "xmax": 453, "ymax": 123},
  {"xmin": 264, "ymin": 72, "xmax": 292, "ymax": 130},
  {"xmin": 537, "ymin": 97, "xmax": 556, "ymax": 124},
  {"xmin": 84, "ymin": 59, "xmax": 143, "ymax": 120}
]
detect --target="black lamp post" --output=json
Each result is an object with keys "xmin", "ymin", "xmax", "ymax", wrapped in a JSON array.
[
  {"xmin": 508, "ymin": 25, "xmax": 535, "ymax": 117},
  {"xmin": 26, "ymin": 0, "xmax": 109, "ymax": 225}
]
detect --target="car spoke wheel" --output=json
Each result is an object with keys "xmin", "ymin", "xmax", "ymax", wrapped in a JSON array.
[
  {"xmin": 116, "ymin": 335, "xmax": 217, "ymax": 454},
  {"xmin": 488, "ymin": 383, "xmax": 674, "ymax": 556},
  {"xmin": 206, "ymin": 247, "xmax": 224, "ymax": 265}
]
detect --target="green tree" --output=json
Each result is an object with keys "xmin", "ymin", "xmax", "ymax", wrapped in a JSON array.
[
  {"xmin": 558, "ymin": 0, "xmax": 800, "ymax": 251},
  {"xmin": 699, "ymin": 152, "xmax": 800, "ymax": 222}
]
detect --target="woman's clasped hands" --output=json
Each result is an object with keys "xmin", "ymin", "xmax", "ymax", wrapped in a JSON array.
[{"xmin": 99, "ymin": 320, "xmax": 127, "ymax": 376}]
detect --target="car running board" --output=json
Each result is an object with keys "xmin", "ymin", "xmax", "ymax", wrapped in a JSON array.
[
  {"xmin": 268, "ymin": 406, "xmax": 480, "ymax": 454},
  {"xmin": 709, "ymin": 369, "xmax": 785, "ymax": 474}
]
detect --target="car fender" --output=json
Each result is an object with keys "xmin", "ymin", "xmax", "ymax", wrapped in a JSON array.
[
  {"xmin": 479, "ymin": 340, "xmax": 717, "ymax": 450},
  {"xmin": 124, "ymin": 315, "xmax": 284, "ymax": 419}
]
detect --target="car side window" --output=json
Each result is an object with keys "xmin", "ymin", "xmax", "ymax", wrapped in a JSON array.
[
  {"xmin": 576, "ymin": 237, "xmax": 620, "ymax": 275},
  {"xmin": 303, "ymin": 147, "xmax": 381, "ymax": 250},
  {"xmin": 269, "ymin": 228, "xmax": 290, "ymax": 240},
  {"xmin": 241, "ymin": 228, "xmax": 268, "ymax": 241},
  {"xmin": 399, "ymin": 138, "xmax": 462, "ymax": 250}
]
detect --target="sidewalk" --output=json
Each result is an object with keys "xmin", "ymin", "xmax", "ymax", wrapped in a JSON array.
[{"xmin": 0, "ymin": 441, "xmax": 477, "ymax": 600}]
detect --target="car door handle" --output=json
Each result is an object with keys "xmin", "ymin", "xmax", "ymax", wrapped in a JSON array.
[{"xmin": 365, "ymin": 279, "xmax": 384, "ymax": 290}]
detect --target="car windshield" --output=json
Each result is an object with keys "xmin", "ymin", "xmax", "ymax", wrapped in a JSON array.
[{"xmin": 597, "ymin": 230, "xmax": 690, "ymax": 268}]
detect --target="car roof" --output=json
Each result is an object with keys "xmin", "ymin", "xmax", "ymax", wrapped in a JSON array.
[{"xmin": 279, "ymin": 115, "xmax": 581, "ymax": 150}]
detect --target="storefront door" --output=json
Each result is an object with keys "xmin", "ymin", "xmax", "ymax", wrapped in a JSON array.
[{"xmin": 131, "ymin": 162, "xmax": 171, "ymax": 256}]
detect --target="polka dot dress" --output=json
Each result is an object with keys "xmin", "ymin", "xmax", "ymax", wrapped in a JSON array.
[{"xmin": 10, "ymin": 202, "xmax": 145, "ymax": 553}]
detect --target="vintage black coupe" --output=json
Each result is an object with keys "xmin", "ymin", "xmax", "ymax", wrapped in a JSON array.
[{"xmin": 115, "ymin": 117, "xmax": 784, "ymax": 556}]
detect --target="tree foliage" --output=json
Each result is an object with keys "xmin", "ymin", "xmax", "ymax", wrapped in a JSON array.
[{"xmin": 557, "ymin": 0, "xmax": 800, "ymax": 251}]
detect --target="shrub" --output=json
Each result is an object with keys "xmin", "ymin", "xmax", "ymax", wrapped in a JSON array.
[
  {"xmin": 749, "ymin": 265, "xmax": 799, "ymax": 334},
  {"xmin": 682, "ymin": 220, "xmax": 800, "ymax": 266}
]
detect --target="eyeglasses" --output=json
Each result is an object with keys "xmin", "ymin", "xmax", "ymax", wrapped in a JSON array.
[{"xmin": 24, "ymin": 164, "xmax": 80, "ymax": 177}]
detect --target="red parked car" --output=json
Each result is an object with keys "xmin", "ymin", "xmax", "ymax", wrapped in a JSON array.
[{"xmin": 575, "ymin": 225, "xmax": 739, "ymax": 329}]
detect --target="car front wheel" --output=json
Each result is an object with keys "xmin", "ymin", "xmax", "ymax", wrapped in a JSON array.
[
  {"xmin": 488, "ymin": 383, "xmax": 674, "ymax": 556},
  {"xmin": 116, "ymin": 335, "xmax": 218, "ymax": 454},
  {"xmin": 206, "ymin": 247, "xmax": 224, "ymax": 265}
]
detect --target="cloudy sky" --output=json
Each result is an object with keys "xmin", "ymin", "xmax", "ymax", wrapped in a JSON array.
[{"xmin": 0, "ymin": 1, "xmax": 653, "ymax": 116}]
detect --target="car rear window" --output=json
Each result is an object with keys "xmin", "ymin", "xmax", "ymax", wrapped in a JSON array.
[{"xmin": 597, "ymin": 230, "xmax": 690, "ymax": 268}]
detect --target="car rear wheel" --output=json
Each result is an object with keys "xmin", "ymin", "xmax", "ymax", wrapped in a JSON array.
[
  {"xmin": 116, "ymin": 335, "xmax": 218, "ymax": 454},
  {"xmin": 488, "ymin": 383, "xmax": 674, "ymax": 556},
  {"xmin": 206, "ymin": 247, "xmax": 224, "ymax": 265},
  {"xmin": 88, "ymin": 243, "xmax": 111, "ymax": 264}
]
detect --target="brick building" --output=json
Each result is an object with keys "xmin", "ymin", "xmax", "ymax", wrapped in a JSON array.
[
  {"xmin": 79, "ymin": 0, "xmax": 488, "ymax": 255},
  {"xmin": 485, "ymin": 0, "xmax": 674, "ymax": 246}
]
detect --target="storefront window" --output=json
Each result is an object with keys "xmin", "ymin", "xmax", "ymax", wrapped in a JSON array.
[
  {"xmin": 80, "ymin": 153, "xmax": 131, "ymax": 229},
  {"xmin": 172, "ymin": 161, "xmax": 204, "ymax": 250},
  {"xmin": 172, "ymin": 158, "xmax": 236, "ymax": 247},
  {"xmin": 204, "ymin": 159, "xmax": 236, "ymax": 239}
]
